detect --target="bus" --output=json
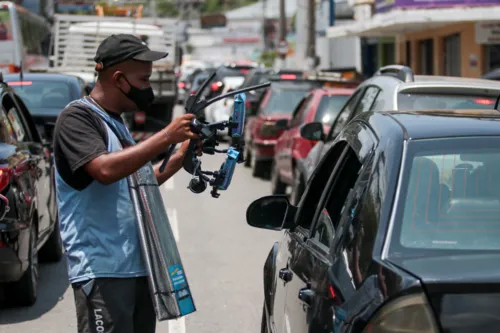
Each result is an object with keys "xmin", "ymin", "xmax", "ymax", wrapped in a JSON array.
[{"xmin": 0, "ymin": 1, "xmax": 51, "ymax": 74}]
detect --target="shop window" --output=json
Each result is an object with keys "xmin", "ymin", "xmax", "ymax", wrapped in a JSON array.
[
  {"xmin": 405, "ymin": 41, "xmax": 411, "ymax": 67},
  {"xmin": 444, "ymin": 33, "xmax": 461, "ymax": 76},
  {"xmin": 419, "ymin": 39, "xmax": 434, "ymax": 75},
  {"xmin": 485, "ymin": 45, "xmax": 500, "ymax": 72}
]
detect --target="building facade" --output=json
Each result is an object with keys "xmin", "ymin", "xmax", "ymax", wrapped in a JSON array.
[{"xmin": 328, "ymin": 0, "xmax": 500, "ymax": 77}]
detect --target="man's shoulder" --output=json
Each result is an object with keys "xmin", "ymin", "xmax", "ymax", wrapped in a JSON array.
[{"xmin": 55, "ymin": 103, "xmax": 104, "ymax": 130}]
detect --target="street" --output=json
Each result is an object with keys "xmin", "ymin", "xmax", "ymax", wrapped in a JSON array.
[{"xmin": 0, "ymin": 105, "xmax": 279, "ymax": 333}]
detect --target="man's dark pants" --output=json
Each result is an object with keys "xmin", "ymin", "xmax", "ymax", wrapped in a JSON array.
[{"xmin": 73, "ymin": 277, "xmax": 156, "ymax": 333}]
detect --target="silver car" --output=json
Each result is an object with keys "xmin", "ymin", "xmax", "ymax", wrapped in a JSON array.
[{"xmin": 291, "ymin": 65, "xmax": 500, "ymax": 205}]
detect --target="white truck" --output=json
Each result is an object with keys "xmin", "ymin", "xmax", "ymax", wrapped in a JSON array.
[{"xmin": 49, "ymin": 13, "xmax": 179, "ymax": 141}]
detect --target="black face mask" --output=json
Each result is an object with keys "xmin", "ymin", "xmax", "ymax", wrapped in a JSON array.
[{"xmin": 119, "ymin": 75, "xmax": 155, "ymax": 111}]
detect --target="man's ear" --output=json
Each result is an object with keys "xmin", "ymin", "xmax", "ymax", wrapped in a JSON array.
[{"xmin": 113, "ymin": 71, "xmax": 128, "ymax": 91}]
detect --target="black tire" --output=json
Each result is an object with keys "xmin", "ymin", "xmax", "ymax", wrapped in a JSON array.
[
  {"xmin": 261, "ymin": 303, "xmax": 269, "ymax": 333},
  {"xmin": 39, "ymin": 215, "xmax": 63, "ymax": 263},
  {"xmin": 270, "ymin": 161, "xmax": 287, "ymax": 195},
  {"xmin": 251, "ymin": 152, "xmax": 267, "ymax": 178},
  {"xmin": 11, "ymin": 225, "xmax": 38, "ymax": 306},
  {"xmin": 291, "ymin": 168, "xmax": 305, "ymax": 206}
]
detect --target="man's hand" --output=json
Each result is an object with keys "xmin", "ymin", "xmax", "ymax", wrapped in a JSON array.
[
  {"xmin": 154, "ymin": 139, "xmax": 203, "ymax": 185},
  {"xmin": 164, "ymin": 114, "xmax": 200, "ymax": 145},
  {"xmin": 176, "ymin": 140, "xmax": 203, "ymax": 158}
]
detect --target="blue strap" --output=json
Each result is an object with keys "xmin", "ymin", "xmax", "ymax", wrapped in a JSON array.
[{"xmin": 75, "ymin": 97, "xmax": 135, "ymax": 145}]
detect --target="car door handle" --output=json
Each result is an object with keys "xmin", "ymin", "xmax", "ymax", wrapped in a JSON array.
[
  {"xmin": 298, "ymin": 288, "xmax": 315, "ymax": 306},
  {"xmin": 278, "ymin": 268, "xmax": 293, "ymax": 283}
]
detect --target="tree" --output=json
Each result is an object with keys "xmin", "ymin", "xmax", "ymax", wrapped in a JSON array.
[{"xmin": 156, "ymin": 0, "xmax": 179, "ymax": 17}]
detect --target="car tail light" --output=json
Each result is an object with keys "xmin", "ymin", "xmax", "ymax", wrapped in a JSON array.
[
  {"xmin": 474, "ymin": 98, "xmax": 494, "ymax": 105},
  {"xmin": 362, "ymin": 293, "xmax": 439, "ymax": 333},
  {"xmin": 245, "ymin": 100, "xmax": 252, "ymax": 110},
  {"xmin": 7, "ymin": 81, "xmax": 32, "ymax": 86},
  {"xmin": 190, "ymin": 90, "xmax": 197, "ymax": 95},
  {"xmin": 211, "ymin": 81, "xmax": 223, "ymax": 91},
  {"xmin": 178, "ymin": 82, "xmax": 186, "ymax": 89},
  {"xmin": 0, "ymin": 167, "xmax": 13, "ymax": 192},
  {"xmin": 280, "ymin": 74, "xmax": 296, "ymax": 80},
  {"xmin": 240, "ymin": 69, "xmax": 249, "ymax": 74}
]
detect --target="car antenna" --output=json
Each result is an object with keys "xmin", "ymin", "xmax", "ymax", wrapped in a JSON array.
[{"xmin": 495, "ymin": 93, "xmax": 500, "ymax": 111}]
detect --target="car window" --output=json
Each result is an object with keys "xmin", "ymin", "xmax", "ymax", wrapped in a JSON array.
[
  {"xmin": 0, "ymin": 106, "xmax": 16, "ymax": 144},
  {"xmin": 398, "ymin": 93, "xmax": 497, "ymax": 110},
  {"xmin": 310, "ymin": 145, "xmax": 363, "ymax": 249},
  {"xmin": 2, "ymin": 94, "xmax": 29, "ymax": 142},
  {"xmin": 326, "ymin": 89, "xmax": 363, "ymax": 141},
  {"xmin": 355, "ymin": 86, "xmax": 380, "ymax": 113},
  {"xmin": 7, "ymin": 80, "xmax": 73, "ymax": 111},
  {"xmin": 291, "ymin": 95, "xmax": 312, "ymax": 127},
  {"xmin": 314, "ymin": 95, "xmax": 351, "ymax": 126},
  {"xmin": 391, "ymin": 136, "xmax": 500, "ymax": 254},
  {"xmin": 294, "ymin": 141, "xmax": 348, "ymax": 231},
  {"xmin": 261, "ymin": 88, "xmax": 310, "ymax": 115}
]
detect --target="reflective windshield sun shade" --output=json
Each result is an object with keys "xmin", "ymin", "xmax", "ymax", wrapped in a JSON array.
[
  {"xmin": 398, "ymin": 93, "xmax": 497, "ymax": 110},
  {"xmin": 392, "ymin": 137, "xmax": 500, "ymax": 253}
]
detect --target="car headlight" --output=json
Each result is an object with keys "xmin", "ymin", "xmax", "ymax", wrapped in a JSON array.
[{"xmin": 363, "ymin": 293, "xmax": 439, "ymax": 333}]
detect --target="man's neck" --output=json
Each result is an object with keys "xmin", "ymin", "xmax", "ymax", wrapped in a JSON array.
[{"xmin": 90, "ymin": 88, "xmax": 122, "ymax": 116}]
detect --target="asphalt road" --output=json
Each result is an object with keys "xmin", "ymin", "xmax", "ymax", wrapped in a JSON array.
[{"xmin": 0, "ymin": 105, "xmax": 279, "ymax": 333}]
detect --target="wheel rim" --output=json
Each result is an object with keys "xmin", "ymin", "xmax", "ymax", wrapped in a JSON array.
[{"xmin": 31, "ymin": 229, "xmax": 38, "ymax": 291}]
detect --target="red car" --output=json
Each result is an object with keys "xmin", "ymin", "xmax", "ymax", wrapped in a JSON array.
[
  {"xmin": 243, "ymin": 78, "xmax": 323, "ymax": 178},
  {"xmin": 271, "ymin": 87, "xmax": 354, "ymax": 203}
]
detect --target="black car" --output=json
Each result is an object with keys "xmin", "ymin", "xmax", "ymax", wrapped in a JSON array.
[
  {"xmin": 248, "ymin": 108, "xmax": 500, "ymax": 333},
  {"xmin": 0, "ymin": 73, "xmax": 60, "ymax": 306},
  {"xmin": 3, "ymin": 73, "xmax": 91, "ymax": 146}
]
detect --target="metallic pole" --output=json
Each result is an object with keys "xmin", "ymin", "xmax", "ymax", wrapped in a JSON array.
[{"xmin": 307, "ymin": 0, "xmax": 316, "ymax": 69}]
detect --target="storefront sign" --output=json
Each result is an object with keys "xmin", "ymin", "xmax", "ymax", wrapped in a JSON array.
[
  {"xmin": 476, "ymin": 22, "xmax": 500, "ymax": 44},
  {"xmin": 375, "ymin": 0, "xmax": 500, "ymax": 13}
]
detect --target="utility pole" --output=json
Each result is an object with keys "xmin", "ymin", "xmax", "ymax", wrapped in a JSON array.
[
  {"xmin": 279, "ymin": 0, "xmax": 286, "ymax": 58},
  {"xmin": 307, "ymin": 0, "xmax": 316, "ymax": 69}
]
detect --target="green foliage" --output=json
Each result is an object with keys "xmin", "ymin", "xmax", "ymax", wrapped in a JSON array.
[
  {"xmin": 260, "ymin": 50, "xmax": 277, "ymax": 68},
  {"xmin": 157, "ymin": 0, "xmax": 179, "ymax": 17},
  {"xmin": 201, "ymin": 0, "xmax": 259, "ymax": 14}
]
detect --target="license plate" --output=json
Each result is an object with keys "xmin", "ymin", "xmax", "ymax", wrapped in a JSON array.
[{"xmin": 134, "ymin": 112, "xmax": 146, "ymax": 124}]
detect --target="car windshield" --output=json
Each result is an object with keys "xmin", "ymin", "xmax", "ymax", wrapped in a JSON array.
[
  {"xmin": 8, "ymin": 81, "xmax": 73, "ymax": 111},
  {"xmin": 398, "ymin": 93, "xmax": 497, "ymax": 110},
  {"xmin": 314, "ymin": 95, "xmax": 350, "ymax": 125},
  {"xmin": 391, "ymin": 137, "xmax": 500, "ymax": 254},
  {"xmin": 262, "ymin": 88, "xmax": 310, "ymax": 114}
]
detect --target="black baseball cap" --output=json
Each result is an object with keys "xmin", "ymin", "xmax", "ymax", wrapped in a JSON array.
[{"xmin": 94, "ymin": 34, "xmax": 168, "ymax": 71}]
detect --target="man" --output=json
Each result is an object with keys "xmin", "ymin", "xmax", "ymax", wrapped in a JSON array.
[{"xmin": 53, "ymin": 34, "xmax": 199, "ymax": 333}]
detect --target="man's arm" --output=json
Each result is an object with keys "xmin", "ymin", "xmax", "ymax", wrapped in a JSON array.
[
  {"xmin": 56, "ymin": 110, "xmax": 197, "ymax": 186},
  {"xmin": 153, "ymin": 152, "xmax": 184, "ymax": 185}
]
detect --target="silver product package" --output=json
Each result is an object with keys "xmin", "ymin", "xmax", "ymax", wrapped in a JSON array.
[{"xmin": 128, "ymin": 162, "xmax": 196, "ymax": 320}]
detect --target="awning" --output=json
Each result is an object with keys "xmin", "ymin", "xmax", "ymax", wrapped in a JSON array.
[{"xmin": 327, "ymin": 5, "xmax": 500, "ymax": 38}]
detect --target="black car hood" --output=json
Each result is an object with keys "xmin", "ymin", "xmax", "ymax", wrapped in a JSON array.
[
  {"xmin": 389, "ymin": 253, "xmax": 500, "ymax": 287},
  {"xmin": 389, "ymin": 254, "xmax": 500, "ymax": 333}
]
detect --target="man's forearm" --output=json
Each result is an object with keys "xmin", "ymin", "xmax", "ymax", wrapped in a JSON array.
[
  {"xmin": 154, "ymin": 153, "xmax": 184, "ymax": 185},
  {"xmin": 86, "ymin": 130, "xmax": 173, "ymax": 185}
]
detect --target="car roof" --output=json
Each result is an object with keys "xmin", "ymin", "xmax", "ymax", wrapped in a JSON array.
[
  {"xmin": 376, "ymin": 109, "xmax": 500, "ymax": 140},
  {"xmin": 3, "ymin": 73, "xmax": 80, "ymax": 83},
  {"xmin": 315, "ymin": 87, "xmax": 355, "ymax": 95}
]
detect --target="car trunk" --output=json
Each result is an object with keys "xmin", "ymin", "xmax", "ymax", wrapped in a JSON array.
[
  {"xmin": 254, "ymin": 113, "xmax": 291, "ymax": 141},
  {"xmin": 389, "ymin": 253, "xmax": 500, "ymax": 333}
]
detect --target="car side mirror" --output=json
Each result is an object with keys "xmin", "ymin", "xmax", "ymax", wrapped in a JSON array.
[
  {"xmin": 246, "ymin": 195, "xmax": 297, "ymax": 231},
  {"xmin": 300, "ymin": 122, "xmax": 325, "ymax": 141},
  {"xmin": 275, "ymin": 119, "xmax": 289, "ymax": 130},
  {"xmin": 0, "ymin": 193, "xmax": 10, "ymax": 220}
]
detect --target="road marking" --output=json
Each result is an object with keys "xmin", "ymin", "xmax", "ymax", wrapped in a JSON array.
[
  {"xmin": 167, "ymin": 208, "xmax": 179, "ymax": 242},
  {"xmin": 168, "ymin": 317, "xmax": 186, "ymax": 333}
]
